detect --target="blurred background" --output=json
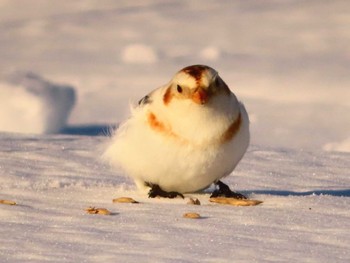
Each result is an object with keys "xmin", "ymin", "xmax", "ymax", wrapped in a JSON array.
[{"xmin": 0, "ymin": 0, "xmax": 349, "ymax": 151}]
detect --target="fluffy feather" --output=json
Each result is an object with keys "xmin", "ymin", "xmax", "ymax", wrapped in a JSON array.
[{"xmin": 103, "ymin": 65, "xmax": 250, "ymax": 193}]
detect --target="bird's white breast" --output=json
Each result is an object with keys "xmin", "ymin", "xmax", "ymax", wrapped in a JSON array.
[{"xmin": 103, "ymin": 90, "xmax": 250, "ymax": 193}]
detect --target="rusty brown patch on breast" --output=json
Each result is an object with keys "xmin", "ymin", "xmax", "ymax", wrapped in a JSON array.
[
  {"xmin": 182, "ymin": 65, "xmax": 208, "ymax": 83},
  {"xmin": 221, "ymin": 112, "xmax": 242, "ymax": 143},
  {"xmin": 163, "ymin": 86, "xmax": 172, "ymax": 105},
  {"xmin": 148, "ymin": 112, "xmax": 166, "ymax": 132},
  {"xmin": 147, "ymin": 112, "xmax": 181, "ymax": 142}
]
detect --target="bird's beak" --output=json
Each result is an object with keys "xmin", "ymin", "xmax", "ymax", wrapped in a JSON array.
[{"xmin": 192, "ymin": 87, "xmax": 209, "ymax": 105}]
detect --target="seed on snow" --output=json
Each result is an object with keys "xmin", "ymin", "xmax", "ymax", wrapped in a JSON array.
[
  {"xmin": 187, "ymin": 198, "xmax": 201, "ymax": 205},
  {"xmin": 183, "ymin": 212, "xmax": 201, "ymax": 219},
  {"xmin": 85, "ymin": 207, "xmax": 111, "ymax": 215},
  {"xmin": 0, "ymin": 200, "xmax": 17, "ymax": 206},
  {"xmin": 112, "ymin": 197, "xmax": 139, "ymax": 203},
  {"xmin": 209, "ymin": 197, "xmax": 263, "ymax": 206}
]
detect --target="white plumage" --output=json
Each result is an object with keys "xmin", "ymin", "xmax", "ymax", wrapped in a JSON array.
[{"xmin": 103, "ymin": 65, "xmax": 249, "ymax": 197}]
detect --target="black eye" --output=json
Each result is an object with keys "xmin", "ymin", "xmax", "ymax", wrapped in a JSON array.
[
  {"xmin": 177, "ymin": 85, "xmax": 183, "ymax": 93},
  {"xmin": 215, "ymin": 77, "xmax": 220, "ymax": 86}
]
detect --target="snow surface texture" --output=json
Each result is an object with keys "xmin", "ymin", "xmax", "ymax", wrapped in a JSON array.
[
  {"xmin": 0, "ymin": 71, "xmax": 75, "ymax": 134},
  {"xmin": 0, "ymin": 0, "xmax": 349, "ymax": 151},
  {"xmin": 0, "ymin": 134, "xmax": 349, "ymax": 262},
  {"xmin": 0, "ymin": 1, "xmax": 349, "ymax": 262}
]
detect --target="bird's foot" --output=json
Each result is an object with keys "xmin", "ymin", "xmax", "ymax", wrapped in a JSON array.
[
  {"xmin": 147, "ymin": 184, "xmax": 184, "ymax": 199},
  {"xmin": 210, "ymin": 181, "xmax": 247, "ymax": 199}
]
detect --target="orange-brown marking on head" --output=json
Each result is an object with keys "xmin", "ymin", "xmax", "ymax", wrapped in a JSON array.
[
  {"xmin": 221, "ymin": 112, "xmax": 242, "ymax": 143},
  {"xmin": 192, "ymin": 87, "xmax": 209, "ymax": 105},
  {"xmin": 182, "ymin": 65, "xmax": 208, "ymax": 84},
  {"xmin": 163, "ymin": 86, "xmax": 173, "ymax": 105}
]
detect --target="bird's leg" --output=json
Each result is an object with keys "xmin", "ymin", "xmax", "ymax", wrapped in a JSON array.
[
  {"xmin": 147, "ymin": 183, "xmax": 184, "ymax": 199},
  {"xmin": 210, "ymin": 180, "xmax": 247, "ymax": 199}
]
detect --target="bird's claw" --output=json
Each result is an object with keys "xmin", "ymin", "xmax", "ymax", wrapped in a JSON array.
[
  {"xmin": 210, "ymin": 180, "xmax": 247, "ymax": 199},
  {"xmin": 147, "ymin": 184, "xmax": 184, "ymax": 199}
]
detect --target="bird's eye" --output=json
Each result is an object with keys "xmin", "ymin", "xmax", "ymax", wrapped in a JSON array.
[
  {"xmin": 177, "ymin": 85, "xmax": 183, "ymax": 93},
  {"xmin": 215, "ymin": 77, "xmax": 220, "ymax": 86}
]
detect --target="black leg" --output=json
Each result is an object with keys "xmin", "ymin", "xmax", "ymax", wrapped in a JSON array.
[
  {"xmin": 147, "ymin": 184, "xmax": 184, "ymax": 199},
  {"xmin": 210, "ymin": 181, "xmax": 247, "ymax": 199}
]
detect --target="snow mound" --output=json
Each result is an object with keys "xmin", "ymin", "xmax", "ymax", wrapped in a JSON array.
[
  {"xmin": 323, "ymin": 137, "xmax": 350, "ymax": 153},
  {"xmin": 121, "ymin": 43, "xmax": 158, "ymax": 64},
  {"xmin": 199, "ymin": 46, "xmax": 221, "ymax": 60},
  {"xmin": 0, "ymin": 71, "xmax": 76, "ymax": 134}
]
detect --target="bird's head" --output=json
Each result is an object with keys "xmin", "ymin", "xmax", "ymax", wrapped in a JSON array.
[
  {"xmin": 163, "ymin": 65, "xmax": 232, "ymax": 106},
  {"xmin": 145, "ymin": 65, "xmax": 242, "ymax": 144}
]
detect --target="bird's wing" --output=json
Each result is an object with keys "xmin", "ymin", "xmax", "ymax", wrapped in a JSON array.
[
  {"xmin": 138, "ymin": 94, "xmax": 152, "ymax": 106},
  {"xmin": 137, "ymin": 86, "xmax": 163, "ymax": 107}
]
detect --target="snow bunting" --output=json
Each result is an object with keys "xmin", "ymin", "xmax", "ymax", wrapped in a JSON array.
[{"xmin": 103, "ymin": 65, "xmax": 250, "ymax": 198}]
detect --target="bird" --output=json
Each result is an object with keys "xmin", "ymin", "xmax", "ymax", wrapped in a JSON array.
[{"xmin": 103, "ymin": 65, "xmax": 250, "ymax": 199}]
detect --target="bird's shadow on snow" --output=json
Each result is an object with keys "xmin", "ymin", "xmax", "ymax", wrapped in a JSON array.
[
  {"xmin": 60, "ymin": 124, "xmax": 116, "ymax": 136},
  {"xmin": 248, "ymin": 189, "xmax": 350, "ymax": 197}
]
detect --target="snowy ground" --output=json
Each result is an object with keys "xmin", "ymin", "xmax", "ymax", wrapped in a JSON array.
[
  {"xmin": 0, "ymin": 0, "xmax": 349, "ymax": 151},
  {"xmin": 0, "ymin": 134, "xmax": 349, "ymax": 262},
  {"xmin": 1, "ymin": 1, "xmax": 350, "ymax": 262}
]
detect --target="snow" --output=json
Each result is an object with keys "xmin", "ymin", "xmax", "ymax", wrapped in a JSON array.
[
  {"xmin": 0, "ymin": 0, "xmax": 349, "ymax": 151},
  {"xmin": 199, "ymin": 47, "xmax": 221, "ymax": 61},
  {"xmin": 0, "ymin": 71, "xmax": 75, "ymax": 134},
  {"xmin": 0, "ymin": 1, "xmax": 350, "ymax": 262},
  {"xmin": 122, "ymin": 44, "xmax": 159, "ymax": 64},
  {"xmin": 323, "ymin": 137, "xmax": 350, "ymax": 153},
  {"xmin": 0, "ymin": 134, "xmax": 349, "ymax": 262}
]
